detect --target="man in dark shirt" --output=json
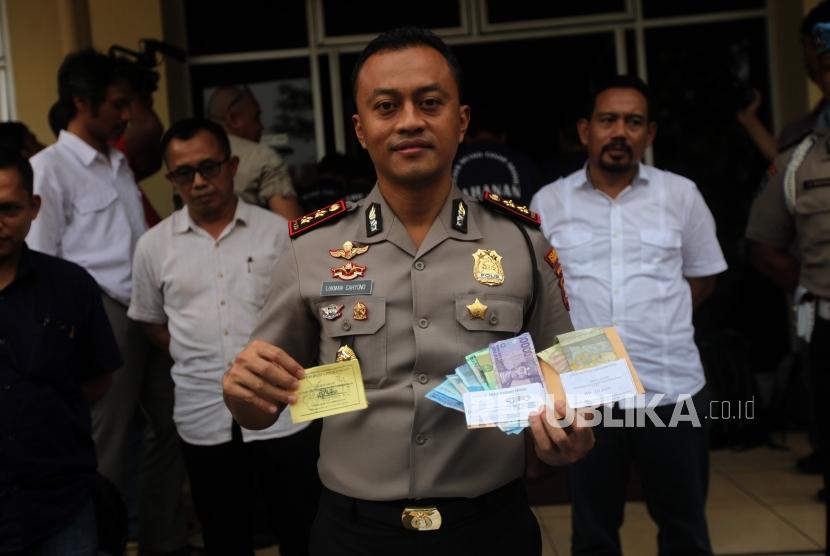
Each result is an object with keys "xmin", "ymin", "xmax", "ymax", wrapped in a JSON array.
[
  {"xmin": 451, "ymin": 109, "xmax": 544, "ymax": 205},
  {"xmin": 0, "ymin": 149, "xmax": 122, "ymax": 555}
]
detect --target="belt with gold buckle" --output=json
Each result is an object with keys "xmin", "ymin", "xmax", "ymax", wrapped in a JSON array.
[{"xmin": 401, "ymin": 506, "xmax": 442, "ymax": 531}]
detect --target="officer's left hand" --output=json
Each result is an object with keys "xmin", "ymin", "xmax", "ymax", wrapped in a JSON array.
[{"xmin": 528, "ymin": 400, "xmax": 595, "ymax": 466}]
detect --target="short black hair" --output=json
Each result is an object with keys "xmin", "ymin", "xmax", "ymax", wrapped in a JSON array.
[
  {"xmin": 0, "ymin": 148, "xmax": 34, "ymax": 196},
  {"xmin": 160, "ymin": 118, "xmax": 231, "ymax": 165},
  {"xmin": 802, "ymin": 1, "xmax": 830, "ymax": 37},
  {"xmin": 48, "ymin": 101, "xmax": 70, "ymax": 137},
  {"xmin": 57, "ymin": 49, "xmax": 132, "ymax": 121},
  {"xmin": 350, "ymin": 26, "xmax": 463, "ymax": 101},
  {"xmin": 585, "ymin": 74, "xmax": 653, "ymax": 121},
  {"xmin": 0, "ymin": 122, "xmax": 29, "ymax": 153}
]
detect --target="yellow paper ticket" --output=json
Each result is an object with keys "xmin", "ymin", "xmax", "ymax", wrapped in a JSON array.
[{"xmin": 289, "ymin": 359, "xmax": 368, "ymax": 423}]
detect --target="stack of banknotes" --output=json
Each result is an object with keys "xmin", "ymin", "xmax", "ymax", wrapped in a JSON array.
[
  {"xmin": 426, "ymin": 332, "xmax": 547, "ymax": 435},
  {"xmin": 426, "ymin": 327, "xmax": 642, "ymax": 434}
]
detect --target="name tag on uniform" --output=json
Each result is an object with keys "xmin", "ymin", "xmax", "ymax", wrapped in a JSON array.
[{"xmin": 320, "ymin": 279, "xmax": 373, "ymax": 296}]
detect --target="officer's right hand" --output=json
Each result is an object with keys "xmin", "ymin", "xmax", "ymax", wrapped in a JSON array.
[{"xmin": 222, "ymin": 340, "xmax": 305, "ymax": 425}]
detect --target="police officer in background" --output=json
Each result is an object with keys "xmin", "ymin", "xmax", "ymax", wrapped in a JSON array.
[
  {"xmin": 746, "ymin": 22, "xmax": 830, "ymax": 552},
  {"xmin": 223, "ymin": 27, "xmax": 594, "ymax": 555}
]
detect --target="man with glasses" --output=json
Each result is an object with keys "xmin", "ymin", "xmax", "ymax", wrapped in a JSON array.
[
  {"xmin": 27, "ymin": 49, "xmax": 188, "ymax": 556},
  {"xmin": 129, "ymin": 118, "xmax": 320, "ymax": 556},
  {"xmin": 207, "ymin": 85, "xmax": 304, "ymax": 220}
]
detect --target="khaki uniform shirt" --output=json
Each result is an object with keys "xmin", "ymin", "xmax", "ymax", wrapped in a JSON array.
[
  {"xmin": 252, "ymin": 185, "xmax": 572, "ymax": 500},
  {"xmin": 746, "ymin": 127, "xmax": 830, "ymax": 298},
  {"xmin": 229, "ymin": 134, "xmax": 297, "ymax": 207}
]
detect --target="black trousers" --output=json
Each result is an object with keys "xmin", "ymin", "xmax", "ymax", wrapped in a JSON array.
[
  {"xmin": 309, "ymin": 479, "xmax": 541, "ymax": 556},
  {"xmin": 808, "ymin": 316, "xmax": 830, "ymax": 555},
  {"xmin": 569, "ymin": 388, "xmax": 712, "ymax": 556},
  {"xmin": 179, "ymin": 420, "xmax": 321, "ymax": 556}
]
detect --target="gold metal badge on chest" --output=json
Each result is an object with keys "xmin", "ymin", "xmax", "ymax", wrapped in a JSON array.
[
  {"xmin": 466, "ymin": 298, "xmax": 488, "ymax": 319},
  {"xmin": 472, "ymin": 249, "xmax": 505, "ymax": 286},
  {"xmin": 330, "ymin": 261, "xmax": 367, "ymax": 280},
  {"xmin": 329, "ymin": 241, "xmax": 369, "ymax": 260},
  {"xmin": 352, "ymin": 300, "xmax": 368, "ymax": 320}
]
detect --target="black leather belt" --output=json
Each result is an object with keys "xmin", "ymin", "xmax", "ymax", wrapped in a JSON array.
[{"xmin": 319, "ymin": 478, "xmax": 527, "ymax": 532}]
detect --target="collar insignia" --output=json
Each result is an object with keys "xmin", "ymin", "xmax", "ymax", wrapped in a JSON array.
[
  {"xmin": 366, "ymin": 203, "xmax": 383, "ymax": 236},
  {"xmin": 451, "ymin": 199, "xmax": 468, "ymax": 233}
]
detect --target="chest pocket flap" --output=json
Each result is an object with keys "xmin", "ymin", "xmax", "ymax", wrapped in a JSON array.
[
  {"xmin": 455, "ymin": 294, "xmax": 524, "ymax": 334},
  {"xmin": 73, "ymin": 187, "xmax": 118, "ymax": 214},
  {"xmin": 796, "ymin": 187, "xmax": 830, "ymax": 215}
]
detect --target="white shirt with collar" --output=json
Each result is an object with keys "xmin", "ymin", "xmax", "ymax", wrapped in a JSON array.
[
  {"xmin": 128, "ymin": 199, "xmax": 307, "ymax": 445},
  {"xmin": 27, "ymin": 130, "xmax": 147, "ymax": 306},
  {"xmin": 530, "ymin": 164, "xmax": 727, "ymax": 406}
]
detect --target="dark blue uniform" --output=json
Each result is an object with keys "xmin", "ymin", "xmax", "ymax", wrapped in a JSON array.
[{"xmin": 0, "ymin": 245, "xmax": 121, "ymax": 553}]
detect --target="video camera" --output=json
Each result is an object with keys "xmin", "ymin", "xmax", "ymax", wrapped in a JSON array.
[{"xmin": 108, "ymin": 39, "xmax": 186, "ymax": 95}]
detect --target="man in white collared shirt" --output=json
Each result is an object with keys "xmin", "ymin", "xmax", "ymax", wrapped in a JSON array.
[
  {"xmin": 129, "ymin": 119, "xmax": 319, "ymax": 556},
  {"xmin": 531, "ymin": 75, "xmax": 726, "ymax": 556},
  {"xmin": 26, "ymin": 49, "xmax": 188, "ymax": 554}
]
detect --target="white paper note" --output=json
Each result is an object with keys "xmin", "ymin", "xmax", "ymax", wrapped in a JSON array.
[
  {"xmin": 462, "ymin": 383, "xmax": 546, "ymax": 428},
  {"xmin": 558, "ymin": 358, "xmax": 638, "ymax": 408}
]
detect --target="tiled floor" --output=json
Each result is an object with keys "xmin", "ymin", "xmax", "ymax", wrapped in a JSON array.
[
  {"xmin": 135, "ymin": 433, "xmax": 826, "ymax": 556},
  {"xmin": 534, "ymin": 432, "xmax": 825, "ymax": 556}
]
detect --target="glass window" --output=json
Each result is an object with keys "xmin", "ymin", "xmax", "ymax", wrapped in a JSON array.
[
  {"xmin": 184, "ymin": 0, "xmax": 307, "ymax": 55},
  {"xmin": 322, "ymin": 0, "xmax": 462, "ymax": 37},
  {"xmin": 642, "ymin": 0, "xmax": 764, "ymax": 19},
  {"xmin": 190, "ymin": 58, "xmax": 319, "ymax": 183},
  {"xmin": 485, "ymin": 1, "xmax": 627, "ymax": 24},
  {"xmin": 644, "ymin": 18, "xmax": 770, "ymax": 231}
]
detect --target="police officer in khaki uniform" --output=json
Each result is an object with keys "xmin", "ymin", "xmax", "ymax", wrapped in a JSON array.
[
  {"xmin": 222, "ymin": 27, "xmax": 594, "ymax": 555},
  {"xmin": 746, "ymin": 22, "xmax": 830, "ymax": 552}
]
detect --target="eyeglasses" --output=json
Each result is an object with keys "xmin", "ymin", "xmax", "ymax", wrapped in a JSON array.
[{"xmin": 165, "ymin": 157, "xmax": 229, "ymax": 186}]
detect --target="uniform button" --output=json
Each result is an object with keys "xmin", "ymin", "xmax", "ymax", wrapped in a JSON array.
[
  {"xmin": 489, "ymin": 314, "xmax": 498, "ymax": 325},
  {"xmin": 417, "ymin": 373, "xmax": 429, "ymax": 384},
  {"xmin": 414, "ymin": 261, "xmax": 426, "ymax": 271},
  {"xmin": 415, "ymin": 433, "xmax": 426, "ymax": 445},
  {"xmin": 418, "ymin": 318, "xmax": 429, "ymax": 329},
  {"xmin": 218, "ymin": 272, "xmax": 224, "ymax": 278},
  {"xmin": 220, "ymin": 299, "xmax": 226, "ymax": 306},
  {"xmin": 224, "ymin": 329, "xmax": 229, "ymax": 336},
  {"xmin": 342, "ymin": 321, "xmax": 352, "ymax": 331},
  {"xmin": 214, "ymin": 242, "xmax": 220, "ymax": 248}
]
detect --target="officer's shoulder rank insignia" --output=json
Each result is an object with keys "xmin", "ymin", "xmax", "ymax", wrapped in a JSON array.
[
  {"xmin": 544, "ymin": 247, "xmax": 570, "ymax": 311},
  {"xmin": 481, "ymin": 192, "xmax": 540, "ymax": 228},
  {"xmin": 289, "ymin": 200, "xmax": 348, "ymax": 238}
]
